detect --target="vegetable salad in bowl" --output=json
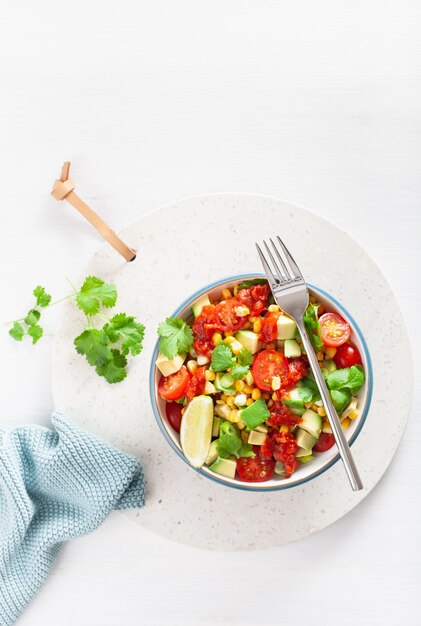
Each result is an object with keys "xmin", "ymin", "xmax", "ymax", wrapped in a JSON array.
[{"xmin": 151, "ymin": 275, "xmax": 371, "ymax": 490}]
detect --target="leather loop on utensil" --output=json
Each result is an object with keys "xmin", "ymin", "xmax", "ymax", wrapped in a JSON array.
[{"xmin": 51, "ymin": 162, "xmax": 136, "ymax": 262}]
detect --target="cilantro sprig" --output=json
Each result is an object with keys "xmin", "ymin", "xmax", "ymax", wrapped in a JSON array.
[
  {"xmin": 211, "ymin": 341, "xmax": 254, "ymax": 379},
  {"xmin": 157, "ymin": 317, "xmax": 194, "ymax": 359},
  {"xmin": 216, "ymin": 421, "xmax": 254, "ymax": 459},
  {"xmin": 6, "ymin": 276, "xmax": 145, "ymax": 384}
]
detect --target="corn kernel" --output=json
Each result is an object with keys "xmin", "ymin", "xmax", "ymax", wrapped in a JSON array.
[
  {"xmin": 220, "ymin": 393, "xmax": 228, "ymax": 402},
  {"xmin": 251, "ymin": 388, "xmax": 261, "ymax": 400},
  {"xmin": 318, "ymin": 303, "xmax": 325, "ymax": 315},
  {"xmin": 186, "ymin": 359, "xmax": 198, "ymax": 374},
  {"xmin": 233, "ymin": 285, "xmax": 240, "ymax": 295},
  {"xmin": 325, "ymin": 347, "xmax": 337, "ymax": 359},
  {"xmin": 226, "ymin": 396, "xmax": 235, "ymax": 408},
  {"xmin": 216, "ymin": 399, "xmax": 224, "ymax": 405},
  {"xmin": 181, "ymin": 407, "xmax": 186, "ymax": 415},
  {"xmin": 231, "ymin": 340, "xmax": 243, "ymax": 355},
  {"xmin": 237, "ymin": 419, "xmax": 246, "ymax": 430},
  {"xmin": 317, "ymin": 406, "xmax": 326, "ymax": 417},
  {"xmin": 212, "ymin": 332, "xmax": 222, "ymax": 344},
  {"xmin": 243, "ymin": 321, "xmax": 252, "ymax": 329},
  {"xmin": 229, "ymin": 409, "xmax": 240, "ymax": 423},
  {"xmin": 205, "ymin": 369, "xmax": 216, "ymax": 381},
  {"xmin": 224, "ymin": 331, "xmax": 234, "ymax": 337},
  {"xmin": 268, "ymin": 304, "xmax": 280, "ymax": 313},
  {"xmin": 222, "ymin": 288, "xmax": 232, "ymax": 299},
  {"xmin": 316, "ymin": 352, "xmax": 324, "ymax": 361},
  {"xmin": 280, "ymin": 425, "xmax": 289, "ymax": 433},
  {"xmin": 272, "ymin": 392, "xmax": 278, "ymax": 401},
  {"xmin": 234, "ymin": 305, "xmax": 250, "ymax": 317},
  {"xmin": 304, "ymin": 402, "xmax": 313, "ymax": 409},
  {"xmin": 349, "ymin": 410, "xmax": 359, "ymax": 420},
  {"xmin": 253, "ymin": 318, "xmax": 262, "ymax": 333},
  {"xmin": 262, "ymin": 392, "xmax": 271, "ymax": 400},
  {"xmin": 322, "ymin": 420, "xmax": 332, "ymax": 433},
  {"xmin": 243, "ymin": 384, "xmax": 253, "ymax": 394},
  {"xmin": 311, "ymin": 403, "xmax": 319, "ymax": 412},
  {"xmin": 241, "ymin": 429, "xmax": 249, "ymax": 442},
  {"xmin": 342, "ymin": 417, "xmax": 351, "ymax": 429},
  {"xmin": 271, "ymin": 376, "xmax": 281, "ymax": 391},
  {"xmin": 246, "ymin": 398, "xmax": 254, "ymax": 406},
  {"xmin": 225, "ymin": 336, "xmax": 235, "ymax": 345},
  {"xmin": 248, "ymin": 316, "xmax": 257, "ymax": 323},
  {"xmin": 235, "ymin": 380, "xmax": 245, "ymax": 392}
]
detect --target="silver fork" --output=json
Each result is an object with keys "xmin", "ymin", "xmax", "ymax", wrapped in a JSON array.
[{"xmin": 256, "ymin": 236, "xmax": 363, "ymax": 491}]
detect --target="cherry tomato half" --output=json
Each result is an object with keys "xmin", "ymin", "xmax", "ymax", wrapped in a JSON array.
[
  {"xmin": 313, "ymin": 432, "xmax": 335, "ymax": 453},
  {"xmin": 158, "ymin": 366, "xmax": 190, "ymax": 401},
  {"xmin": 259, "ymin": 312, "xmax": 278, "ymax": 343},
  {"xmin": 334, "ymin": 342, "xmax": 362, "ymax": 369},
  {"xmin": 251, "ymin": 349, "xmax": 289, "ymax": 391},
  {"xmin": 214, "ymin": 298, "xmax": 248, "ymax": 333},
  {"xmin": 165, "ymin": 402, "xmax": 183, "ymax": 433},
  {"xmin": 236, "ymin": 451, "xmax": 275, "ymax": 482},
  {"xmin": 319, "ymin": 312, "xmax": 351, "ymax": 347}
]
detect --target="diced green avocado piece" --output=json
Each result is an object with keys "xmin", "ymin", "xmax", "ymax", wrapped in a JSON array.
[
  {"xmin": 277, "ymin": 315, "xmax": 297, "ymax": 340},
  {"xmin": 296, "ymin": 446, "xmax": 313, "ymax": 458},
  {"xmin": 255, "ymin": 423, "xmax": 268, "ymax": 433},
  {"xmin": 214, "ymin": 372, "xmax": 235, "ymax": 395},
  {"xmin": 247, "ymin": 430, "xmax": 267, "ymax": 445},
  {"xmin": 274, "ymin": 461, "xmax": 286, "ymax": 476},
  {"xmin": 240, "ymin": 398, "xmax": 270, "ymax": 430},
  {"xmin": 212, "ymin": 417, "xmax": 220, "ymax": 438},
  {"xmin": 245, "ymin": 370, "xmax": 254, "ymax": 386},
  {"xmin": 300, "ymin": 409, "xmax": 322, "ymax": 438},
  {"xmin": 295, "ymin": 427, "xmax": 318, "ymax": 450},
  {"xmin": 205, "ymin": 440, "xmax": 219, "ymax": 466},
  {"xmin": 330, "ymin": 388, "xmax": 352, "ymax": 413},
  {"xmin": 284, "ymin": 339, "xmax": 301, "ymax": 358},
  {"xmin": 298, "ymin": 454, "xmax": 314, "ymax": 463},
  {"xmin": 192, "ymin": 295, "xmax": 211, "ymax": 318},
  {"xmin": 155, "ymin": 352, "xmax": 185, "ymax": 377},
  {"xmin": 235, "ymin": 330, "xmax": 260, "ymax": 354},
  {"xmin": 209, "ymin": 456, "xmax": 237, "ymax": 478}
]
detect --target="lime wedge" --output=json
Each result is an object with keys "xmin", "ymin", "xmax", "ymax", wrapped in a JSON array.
[{"xmin": 180, "ymin": 395, "xmax": 214, "ymax": 468}]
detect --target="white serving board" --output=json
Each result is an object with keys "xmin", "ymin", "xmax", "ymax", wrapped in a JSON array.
[{"xmin": 52, "ymin": 194, "xmax": 412, "ymax": 550}]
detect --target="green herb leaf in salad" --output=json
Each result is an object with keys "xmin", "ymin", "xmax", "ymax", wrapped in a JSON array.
[
  {"xmin": 211, "ymin": 342, "xmax": 236, "ymax": 371},
  {"xmin": 303, "ymin": 303, "xmax": 324, "ymax": 351},
  {"xmin": 216, "ymin": 421, "xmax": 254, "ymax": 459},
  {"xmin": 237, "ymin": 347, "xmax": 254, "ymax": 367},
  {"xmin": 240, "ymin": 398, "xmax": 270, "ymax": 430},
  {"xmin": 230, "ymin": 365, "xmax": 250, "ymax": 380},
  {"xmin": 326, "ymin": 364, "xmax": 365, "ymax": 393},
  {"xmin": 157, "ymin": 317, "xmax": 194, "ymax": 359}
]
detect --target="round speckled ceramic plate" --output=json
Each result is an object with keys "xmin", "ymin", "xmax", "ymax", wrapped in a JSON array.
[{"xmin": 52, "ymin": 194, "xmax": 413, "ymax": 550}]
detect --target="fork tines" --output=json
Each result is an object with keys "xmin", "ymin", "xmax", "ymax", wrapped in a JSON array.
[{"xmin": 256, "ymin": 236, "xmax": 303, "ymax": 286}]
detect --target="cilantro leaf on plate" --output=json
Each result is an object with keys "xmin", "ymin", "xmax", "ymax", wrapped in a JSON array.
[
  {"xmin": 157, "ymin": 317, "xmax": 194, "ymax": 359},
  {"xmin": 9, "ymin": 321, "xmax": 25, "ymax": 342},
  {"xmin": 211, "ymin": 342, "xmax": 236, "ymax": 372},
  {"xmin": 104, "ymin": 313, "xmax": 145, "ymax": 356},
  {"xmin": 24, "ymin": 309, "xmax": 41, "ymax": 326},
  {"xmin": 27, "ymin": 324, "xmax": 43, "ymax": 344},
  {"xmin": 33, "ymin": 286, "xmax": 52, "ymax": 308},
  {"xmin": 76, "ymin": 276, "xmax": 117, "ymax": 315},
  {"xmin": 96, "ymin": 349, "xmax": 128, "ymax": 384},
  {"xmin": 74, "ymin": 328, "xmax": 113, "ymax": 367}
]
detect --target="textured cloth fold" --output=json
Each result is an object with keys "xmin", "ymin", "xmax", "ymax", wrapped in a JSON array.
[{"xmin": 0, "ymin": 412, "xmax": 145, "ymax": 626}]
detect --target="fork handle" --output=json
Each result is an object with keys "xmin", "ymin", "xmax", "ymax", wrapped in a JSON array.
[{"xmin": 296, "ymin": 320, "xmax": 364, "ymax": 491}]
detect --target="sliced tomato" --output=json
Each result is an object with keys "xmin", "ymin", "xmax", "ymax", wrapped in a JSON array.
[
  {"xmin": 236, "ymin": 450, "xmax": 274, "ymax": 482},
  {"xmin": 251, "ymin": 349, "xmax": 289, "ymax": 391},
  {"xmin": 158, "ymin": 366, "xmax": 190, "ymax": 401},
  {"xmin": 313, "ymin": 432, "xmax": 335, "ymax": 453},
  {"xmin": 267, "ymin": 401, "xmax": 302, "ymax": 427},
  {"xmin": 214, "ymin": 298, "xmax": 248, "ymax": 333},
  {"xmin": 165, "ymin": 402, "xmax": 183, "ymax": 433},
  {"xmin": 334, "ymin": 342, "xmax": 362, "ymax": 369},
  {"xmin": 319, "ymin": 312, "xmax": 351, "ymax": 347},
  {"xmin": 259, "ymin": 312, "xmax": 279, "ymax": 343},
  {"xmin": 185, "ymin": 365, "xmax": 206, "ymax": 401},
  {"xmin": 237, "ymin": 284, "xmax": 270, "ymax": 316}
]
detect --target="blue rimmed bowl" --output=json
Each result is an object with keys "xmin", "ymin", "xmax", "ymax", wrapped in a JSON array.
[{"xmin": 150, "ymin": 274, "xmax": 373, "ymax": 492}]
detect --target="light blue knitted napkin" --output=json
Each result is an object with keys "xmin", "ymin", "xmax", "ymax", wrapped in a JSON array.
[{"xmin": 0, "ymin": 412, "xmax": 145, "ymax": 626}]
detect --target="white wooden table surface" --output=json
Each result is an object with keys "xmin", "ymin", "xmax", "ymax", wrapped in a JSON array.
[{"xmin": 1, "ymin": 1, "xmax": 420, "ymax": 624}]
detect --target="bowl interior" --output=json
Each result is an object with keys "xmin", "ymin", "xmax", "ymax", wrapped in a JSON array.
[{"xmin": 150, "ymin": 274, "xmax": 372, "ymax": 492}]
